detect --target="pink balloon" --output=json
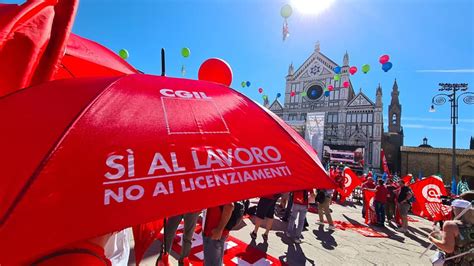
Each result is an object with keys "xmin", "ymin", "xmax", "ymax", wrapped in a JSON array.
[
  {"xmin": 258, "ymin": 88, "xmax": 263, "ymax": 93},
  {"xmin": 198, "ymin": 58, "xmax": 233, "ymax": 86},
  {"xmin": 290, "ymin": 91, "xmax": 296, "ymax": 97},
  {"xmin": 379, "ymin": 54, "xmax": 390, "ymax": 65},
  {"xmin": 349, "ymin": 66, "xmax": 357, "ymax": 75},
  {"xmin": 343, "ymin": 81, "xmax": 350, "ymax": 88},
  {"xmin": 328, "ymin": 85, "xmax": 334, "ymax": 91}
]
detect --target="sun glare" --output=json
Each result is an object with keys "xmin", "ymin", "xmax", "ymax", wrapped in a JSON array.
[{"xmin": 291, "ymin": 0, "xmax": 336, "ymax": 15}]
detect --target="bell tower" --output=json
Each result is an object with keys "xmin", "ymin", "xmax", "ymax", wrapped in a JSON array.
[{"xmin": 388, "ymin": 79, "xmax": 402, "ymax": 133}]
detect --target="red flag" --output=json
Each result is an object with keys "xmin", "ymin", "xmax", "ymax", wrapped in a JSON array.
[
  {"xmin": 380, "ymin": 149, "xmax": 390, "ymax": 175},
  {"xmin": 401, "ymin": 174, "xmax": 412, "ymax": 185},
  {"xmin": 132, "ymin": 219, "xmax": 164, "ymax": 265},
  {"xmin": 409, "ymin": 176, "xmax": 451, "ymax": 221},
  {"xmin": 363, "ymin": 190, "xmax": 377, "ymax": 225},
  {"xmin": 337, "ymin": 167, "xmax": 362, "ymax": 202}
]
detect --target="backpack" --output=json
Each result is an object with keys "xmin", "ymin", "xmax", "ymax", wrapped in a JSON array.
[
  {"xmin": 316, "ymin": 190, "xmax": 326, "ymax": 204},
  {"xmin": 224, "ymin": 201, "xmax": 245, "ymax": 230}
]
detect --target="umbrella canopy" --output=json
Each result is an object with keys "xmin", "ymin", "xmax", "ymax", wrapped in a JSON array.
[
  {"xmin": 0, "ymin": 74, "xmax": 334, "ymax": 264},
  {"xmin": 53, "ymin": 34, "xmax": 139, "ymax": 80}
]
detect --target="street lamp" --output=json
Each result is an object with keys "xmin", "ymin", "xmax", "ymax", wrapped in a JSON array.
[{"xmin": 431, "ymin": 83, "xmax": 474, "ymax": 193}]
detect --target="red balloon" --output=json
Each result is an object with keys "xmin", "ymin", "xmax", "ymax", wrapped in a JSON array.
[
  {"xmin": 349, "ymin": 66, "xmax": 357, "ymax": 75},
  {"xmin": 328, "ymin": 85, "xmax": 334, "ymax": 91},
  {"xmin": 198, "ymin": 58, "xmax": 233, "ymax": 86},
  {"xmin": 290, "ymin": 91, "xmax": 296, "ymax": 97},
  {"xmin": 343, "ymin": 81, "xmax": 350, "ymax": 88},
  {"xmin": 258, "ymin": 88, "xmax": 263, "ymax": 93},
  {"xmin": 379, "ymin": 54, "xmax": 390, "ymax": 65}
]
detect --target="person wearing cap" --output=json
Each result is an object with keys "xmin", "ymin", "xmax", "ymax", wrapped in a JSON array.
[{"xmin": 428, "ymin": 199, "xmax": 474, "ymax": 265}]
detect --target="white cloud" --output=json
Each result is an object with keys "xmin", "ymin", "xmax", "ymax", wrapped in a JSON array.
[{"xmin": 416, "ymin": 69, "xmax": 474, "ymax": 73}]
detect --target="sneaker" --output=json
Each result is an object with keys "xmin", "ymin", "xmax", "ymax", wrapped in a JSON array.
[
  {"xmin": 250, "ymin": 231, "xmax": 257, "ymax": 239},
  {"xmin": 315, "ymin": 221, "xmax": 324, "ymax": 225},
  {"xmin": 328, "ymin": 225, "xmax": 336, "ymax": 230},
  {"xmin": 293, "ymin": 238, "xmax": 302, "ymax": 244}
]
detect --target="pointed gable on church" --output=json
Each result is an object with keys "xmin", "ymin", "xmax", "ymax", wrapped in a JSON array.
[{"xmin": 347, "ymin": 92, "xmax": 375, "ymax": 107}]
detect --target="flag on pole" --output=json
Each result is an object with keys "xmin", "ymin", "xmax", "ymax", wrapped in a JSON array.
[{"xmin": 380, "ymin": 149, "xmax": 390, "ymax": 175}]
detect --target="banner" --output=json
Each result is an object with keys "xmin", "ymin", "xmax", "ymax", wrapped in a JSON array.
[
  {"xmin": 337, "ymin": 167, "xmax": 362, "ymax": 202},
  {"xmin": 380, "ymin": 149, "xmax": 390, "ymax": 175},
  {"xmin": 305, "ymin": 112, "xmax": 325, "ymax": 161},
  {"xmin": 363, "ymin": 190, "xmax": 377, "ymax": 225},
  {"xmin": 409, "ymin": 176, "xmax": 451, "ymax": 221}
]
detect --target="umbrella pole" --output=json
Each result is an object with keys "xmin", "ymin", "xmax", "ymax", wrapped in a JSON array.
[{"xmin": 161, "ymin": 48, "xmax": 166, "ymax": 76}]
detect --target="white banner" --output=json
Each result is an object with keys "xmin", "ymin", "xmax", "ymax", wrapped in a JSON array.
[{"xmin": 305, "ymin": 112, "xmax": 325, "ymax": 161}]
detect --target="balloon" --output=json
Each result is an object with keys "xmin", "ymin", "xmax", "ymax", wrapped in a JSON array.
[
  {"xmin": 379, "ymin": 54, "xmax": 390, "ymax": 64},
  {"xmin": 246, "ymin": 81, "xmax": 251, "ymax": 87},
  {"xmin": 281, "ymin": 4, "xmax": 292, "ymax": 18},
  {"xmin": 343, "ymin": 81, "xmax": 350, "ymax": 88},
  {"xmin": 276, "ymin": 92, "xmax": 281, "ymax": 98},
  {"xmin": 181, "ymin": 47, "xmax": 191, "ymax": 58},
  {"xmin": 258, "ymin": 88, "xmax": 263, "ymax": 93},
  {"xmin": 310, "ymin": 90, "xmax": 317, "ymax": 97},
  {"xmin": 262, "ymin": 95, "xmax": 268, "ymax": 100},
  {"xmin": 328, "ymin": 85, "xmax": 334, "ymax": 91},
  {"xmin": 362, "ymin": 64, "xmax": 370, "ymax": 74},
  {"xmin": 324, "ymin": 91, "xmax": 330, "ymax": 97},
  {"xmin": 290, "ymin": 91, "xmax": 296, "ymax": 97},
  {"xmin": 118, "ymin": 49, "xmax": 129, "ymax": 60},
  {"xmin": 382, "ymin": 62, "xmax": 393, "ymax": 72},
  {"xmin": 301, "ymin": 91, "xmax": 307, "ymax": 97},
  {"xmin": 349, "ymin": 66, "xmax": 357, "ymax": 75},
  {"xmin": 241, "ymin": 81, "xmax": 246, "ymax": 88},
  {"xmin": 334, "ymin": 74, "xmax": 340, "ymax": 81},
  {"xmin": 198, "ymin": 58, "xmax": 233, "ymax": 86},
  {"xmin": 334, "ymin": 66, "xmax": 341, "ymax": 74}
]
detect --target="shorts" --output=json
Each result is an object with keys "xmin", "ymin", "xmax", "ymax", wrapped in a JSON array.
[
  {"xmin": 256, "ymin": 198, "xmax": 277, "ymax": 219},
  {"xmin": 399, "ymin": 202, "xmax": 411, "ymax": 216}
]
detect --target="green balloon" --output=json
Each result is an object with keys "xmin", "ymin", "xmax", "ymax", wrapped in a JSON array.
[
  {"xmin": 301, "ymin": 91, "xmax": 307, "ymax": 97},
  {"xmin": 334, "ymin": 74, "xmax": 340, "ymax": 81},
  {"xmin": 241, "ymin": 81, "xmax": 246, "ymax": 88},
  {"xmin": 362, "ymin": 64, "xmax": 370, "ymax": 74},
  {"xmin": 263, "ymin": 95, "xmax": 268, "ymax": 100},
  {"xmin": 181, "ymin": 47, "xmax": 191, "ymax": 58},
  {"xmin": 281, "ymin": 4, "xmax": 292, "ymax": 18},
  {"xmin": 118, "ymin": 49, "xmax": 129, "ymax": 60}
]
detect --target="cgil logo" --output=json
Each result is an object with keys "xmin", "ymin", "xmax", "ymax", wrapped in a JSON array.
[{"xmin": 160, "ymin": 88, "xmax": 211, "ymax": 99}]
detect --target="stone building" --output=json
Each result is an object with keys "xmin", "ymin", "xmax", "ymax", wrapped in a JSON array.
[
  {"xmin": 267, "ymin": 42, "xmax": 404, "ymax": 171},
  {"xmin": 401, "ymin": 138, "xmax": 474, "ymax": 187},
  {"xmin": 382, "ymin": 80, "xmax": 404, "ymax": 174}
]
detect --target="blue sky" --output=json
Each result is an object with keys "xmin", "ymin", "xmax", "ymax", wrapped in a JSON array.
[{"xmin": 8, "ymin": 0, "xmax": 474, "ymax": 148}]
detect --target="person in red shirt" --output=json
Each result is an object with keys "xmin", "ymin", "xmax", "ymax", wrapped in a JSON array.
[
  {"xmin": 31, "ymin": 234, "xmax": 113, "ymax": 265},
  {"xmin": 286, "ymin": 190, "xmax": 314, "ymax": 243},
  {"xmin": 374, "ymin": 179, "xmax": 389, "ymax": 226},
  {"xmin": 361, "ymin": 177, "xmax": 376, "ymax": 218},
  {"xmin": 203, "ymin": 203, "xmax": 234, "ymax": 266}
]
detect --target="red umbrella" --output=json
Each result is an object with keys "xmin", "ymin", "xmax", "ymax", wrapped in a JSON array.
[
  {"xmin": 0, "ymin": 74, "xmax": 335, "ymax": 264},
  {"xmin": 53, "ymin": 34, "xmax": 139, "ymax": 80}
]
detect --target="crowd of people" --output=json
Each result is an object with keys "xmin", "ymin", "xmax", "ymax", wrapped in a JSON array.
[{"xmin": 32, "ymin": 166, "xmax": 472, "ymax": 266}]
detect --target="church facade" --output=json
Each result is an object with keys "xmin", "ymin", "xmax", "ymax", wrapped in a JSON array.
[{"xmin": 267, "ymin": 43, "xmax": 402, "ymax": 172}]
